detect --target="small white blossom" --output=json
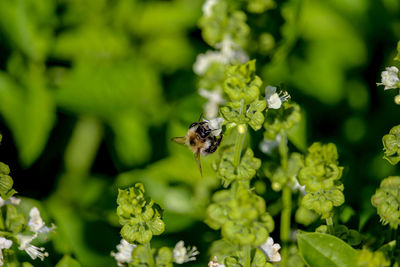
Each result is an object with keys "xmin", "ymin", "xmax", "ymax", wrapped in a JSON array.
[
  {"xmin": 0, "ymin": 196, "xmax": 21, "ymax": 207},
  {"xmin": 28, "ymin": 207, "xmax": 55, "ymax": 234},
  {"xmin": 292, "ymin": 178, "xmax": 306, "ymax": 195},
  {"xmin": 208, "ymin": 256, "xmax": 225, "ymax": 267},
  {"xmin": 216, "ymin": 36, "xmax": 249, "ymax": 64},
  {"xmin": 265, "ymin": 86, "xmax": 290, "ymax": 109},
  {"xmin": 259, "ymin": 237, "xmax": 281, "ymax": 262},
  {"xmin": 199, "ymin": 89, "xmax": 225, "ymax": 119},
  {"xmin": 260, "ymin": 135, "xmax": 281, "ymax": 155},
  {"xmin": 377, "ymin": 66, "xmax": 399, "ymax": 90},
  {"xmin": 193, "ymin": 51, "xmax": 224, "ymax": 75},
  {"xmin": 111, "ymin": 239, "xmax": 136, "ymax": 267},
  {"xmin": 0, "ymin": 237, "xmax": 12, "ymax": 266},
  {"xmin": 173, "ymin": 240, "xmax": 199, "ymax": 264},
  {"xmin": 18, "ymin": 234, "xmax": 48, "ymax": 261},
  {"xmin": 202, "ymin": 0, "xmax": 218, "ymax": 17},
  {"xmin": 204, "ymin": 117, "xmax": 223, "ymax": 137}
]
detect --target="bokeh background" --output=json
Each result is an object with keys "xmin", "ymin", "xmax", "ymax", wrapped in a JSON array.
[{"xmin": 0, "ymin": 0, "xmax": 400, "ymax": 266}]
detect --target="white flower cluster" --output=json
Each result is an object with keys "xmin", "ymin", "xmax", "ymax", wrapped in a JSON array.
[
  {"xmin": 199, "ymin": 89, "xmax": 225, "ymax": 119},
  {"xmin": 0, "ymin": 237, "xmax": 12, "ymax": 266},
  {"xmin": 259, "ymin": 237, "xmax": 281, "ymax": 262},
  {"xmin": 111, "ymin": 239, "xmax": 136, "ymax": 267},
  {"xmin": 377, "ymin": 66, "xmax": 399, "ymax": 90},
  {"xmin": 194, "ymin": 34, "xmax": 249, "ymax": 119},
  {"xmin": 193, "ymin": 37, "xmax": 249, "ymax": 76},
  {"xmin": 173, "ymin": 240, "xmax": 199, "ymax": 264},
  {"xmin": 17, "ymin": 207, "xmax": 55, "ymax": 262},
  {"xmin": 0, "ymin": 196, "xmax": 20, "ymax": 207}
]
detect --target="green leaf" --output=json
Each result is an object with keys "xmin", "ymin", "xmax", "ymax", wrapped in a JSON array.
[
  {"xmin": 297, "ymin": 232, "xmax": 357, "ymax": 267},
  {"xmin": 55, "ymin": 255, "xmax": 82, "ymax": 267},
  {"xmin": 0, "ymin": 71, "xmax": 55, "ymax": 166}
]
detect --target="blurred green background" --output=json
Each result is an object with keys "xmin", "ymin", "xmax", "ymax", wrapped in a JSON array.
[{"xmin": 0, "ymin": 0, "xmax": 400, "ymax": 266}]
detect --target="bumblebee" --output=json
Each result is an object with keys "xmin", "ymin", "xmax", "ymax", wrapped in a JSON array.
[{"xmin": 172, "ymin": 118, "xmax": 223, "ymax": 175}]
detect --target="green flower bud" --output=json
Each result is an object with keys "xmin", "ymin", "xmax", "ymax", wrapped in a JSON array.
[
  {"xmin": 0, "ymin": 174, "xmax": 16, "ymax": 200},
  {"xmin": 371, "ymin": 176, "xmax": 400, "ymax": 229},
  {"xmin": 0, "ymin": 163, "xmax": 10, "ymax": 175},
  {"xmin": 356, "ymin": 248, "xmax": 390, "ymax": 267},
  {"xmin": 214, "ymin": 146, "xmax": 261, "ymax": 187},
  {"xmin": 205, "ymin": 185, "xmax": 273, "ymax": 246},
  {"xmin": 382, "ymin": 125, "xmax": 400, "ymax": 165},
  {"xmin": 116, "ymin": 183, "xmax": 165, "ymax": 244},
  {"xmin": 246, "ymin": 99, "xmax": 267, "ymax": 130},
  {"xmin": 155, "ymin": 247, "xmax": 173, "ymax": 267},
  {"xmin": 224, "ymin": 256, "xmax": 242, "ymax": 267},
  {"xmin": 224, "ymin": 60, "xmax": 262, "ymax": 104},
  {"xmin": 5, "ymin": 205, "xmax": 25, "ymax": 233}
]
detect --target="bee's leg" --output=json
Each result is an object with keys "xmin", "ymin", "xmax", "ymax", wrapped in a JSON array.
[{"xmin": 195, "ymin": 149, "xmax": 202, "ymax": 176}]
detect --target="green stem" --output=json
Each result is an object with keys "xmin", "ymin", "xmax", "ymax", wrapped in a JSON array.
[
  {"xmin": 145, "ymin": 242, "xmax": 155, "ymax": 267},
  {"xmin": 243, "ymin": 244, "xmax": 251, "ymax": 267},
  {"xmin": 280, "ymin": 186, "xmax": 292, "ymax": 266},
  {"xmin": 233, "ymin": 99, "xmax": 247, "ymax": 168},
  {"xmin": 279, "ymin": 132, "xmax": 290, "ymax": 266},
  {"xmin": 326, "ymin": 217, "xmax": 334, "ymax": 234}
]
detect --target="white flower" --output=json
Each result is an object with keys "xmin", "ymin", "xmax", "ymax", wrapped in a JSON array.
[
  {"xmin": 265, "ymin": 86, "xmax": 290, "ymax": 109},
  {"xmin": 173, "ymin": 240, "xmax": 199, "ymax": 264},
  {"xmin": 208, "ymin": 256, "xmax": 225, "ymax": 267},
  {"xmin": 216, "ymin": 36, "xmax": 249, "ymax": 64},
  {"xmin": 259, "ymin": 237, "xmax": 281, "ymax": 262},
  {"xmin": 0, "ymin": 237, "xmax": 12, "ymax": 266},
  {"xmin": 28, "ymin": 207, "xmax": 55, "ymax": 234},
  {"xmin": 205, "ymin": 117, "xmax": 223, "ymax": 137},
  {"xmin": 199, "ymin": 89, "xmax": 225, "ymax": 119},
  {"xmin": 260, "ymin": 135, "xmax": 281, "ymax": 155},
  {"xmin": 377, "ymin": 66, "xmax": 399, "ymax": 90},
  {"xmin": 292, "ymin": 178, "xmax": 306, "ymax": 195},
  {"xmin": 202, "ymin": 0, "xmax": 218, "ymax": 17},
  {"xmin": 193, "ymin": 51, "xmax": 224, "ymax": 75},
  {"xmin": 0, "ymin": 196, "xmax": 21, "ymax": 207},
  {"xmin": 111, "ymin": 239, "xmax": 136, "ymax": 267},
  {"xmin": 18, "ymin": 234, "xmax": 48, "ymax": 261}
]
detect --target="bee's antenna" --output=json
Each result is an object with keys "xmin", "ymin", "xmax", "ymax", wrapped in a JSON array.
[{"xmin": 198, "ymin": 113, "xmax": 203, "ymax": 122}]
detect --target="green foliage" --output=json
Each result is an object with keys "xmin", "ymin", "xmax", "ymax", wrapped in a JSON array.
[
  {"xmin": 117, "ymin": 183, "xmax": 165, "ymax": 244},
  {"xmin": 382, "ymin": 125, "xmax": 400, "ymax": 165},
  {"xmin": 371, "ymin": 176, "xmax": 400, "ymax": 229},
  {"xmin": 297, "ymin": 232, "xmax": 358, "ymax": 267},
  {"xmin": 299, "ymin": 143, "xmax": 344, "ymax": 219}
]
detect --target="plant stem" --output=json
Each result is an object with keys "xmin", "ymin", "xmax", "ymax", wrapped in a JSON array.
[
  {"xmin": 279, "ymin": 132, "xmax": 291, "ymax": 266},
  {"xmin": 326, "ymin": 217, "xmax": 334, "ymax": 234},
  {"xmin": 280, "ymin": 186, "xmax": 292, "ymax": 266},
  {"xmin": 243, "ymin": 244, "xmax": 251, "ymax": 267},
  {"xmin": 233, "ymin": 99, "xmax": 247, "ymax": 168},
  {"xmin": 145, "ymin": 242, "xmax": 155, "ymax": 267}
]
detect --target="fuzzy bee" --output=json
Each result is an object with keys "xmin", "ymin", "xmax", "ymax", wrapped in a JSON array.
[{"xmin": 172, "ymin": 117, "xmax": 223, "ymax": 175}]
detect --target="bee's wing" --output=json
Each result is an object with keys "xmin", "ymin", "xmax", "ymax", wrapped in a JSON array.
[
  {"xmin": 196, "ymin": 149, "xmax": 202, "ymax": 176},
  {"xmin": 171, "ymin": 137, "xmax": 186, "ymax": 146}
]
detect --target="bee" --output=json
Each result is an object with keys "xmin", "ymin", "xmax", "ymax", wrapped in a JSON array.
[{"xmin": 172, "ymin": 117, "xmax": 223, "ymax": 175}]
